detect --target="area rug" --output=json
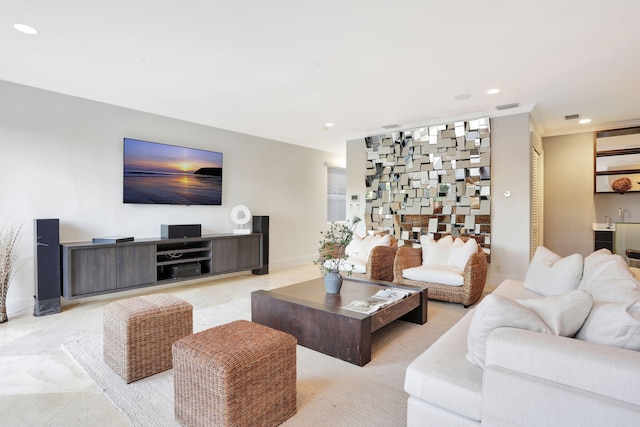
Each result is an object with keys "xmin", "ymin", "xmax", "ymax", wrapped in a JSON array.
[{"xmin": 64, "ymin": 296, "xmax": 468, "ymax": 427}]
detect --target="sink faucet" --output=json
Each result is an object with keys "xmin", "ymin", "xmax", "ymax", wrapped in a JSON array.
[
  {"xmin": 619, "ymin": 208, "xmax": 624, "ymax": 222},
  {"xmin": 604, "ymin": 216, "xmax": 611, "ymax": 228}
]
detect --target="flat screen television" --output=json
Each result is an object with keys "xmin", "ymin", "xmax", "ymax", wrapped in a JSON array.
[{"xmin": 123, "ymin": 138, "xmax": 223, "ymax": 205}]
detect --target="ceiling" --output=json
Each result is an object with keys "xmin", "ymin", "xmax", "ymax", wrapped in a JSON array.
[{"xmin": 2, "ymin": 1, "xmax": 640, "ymax": 154}]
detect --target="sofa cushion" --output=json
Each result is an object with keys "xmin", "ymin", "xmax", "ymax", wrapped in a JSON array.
[
  {"xmin": 517, "ymin": 290, "xmax": 593, "ymax": 336},
  {"xmin": 492, "ymin": 279, "xmax": 542, "ymax": 299},
  {"xmin": 576, "ymin": 299, "xmax": 640, "ymax": 351},
  {"xmin": 420, "ymin": 234, "xmax": 453, "ymax": 267},
  {"xmin": 578, "ymin": 251, "xmax": 639, "ymax": 302},
  {"xmin": 448, "ymin": 238, "xmax": 478, "ymax": 270},
  {"xmin": 404, "ymin": 310, "xmax": 484, "ymax": 422},
  {"xmin": 579, "ymin": 249, "xmax": 616, "ymax": 290},
  {"xmin": 523, "ymin": 246, "xmax": 583, "ymax": 296},
  {"xmin": 466, "ymin": 294, "xmax": 551, "ymax": 368},
  {"xmin": 402, "ymin": 265, "xmax": 464, "ymax": 286}
]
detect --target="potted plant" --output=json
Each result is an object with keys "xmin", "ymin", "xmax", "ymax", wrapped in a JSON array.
[
  {"xmin": 0, "ymin": 223, "xmax": 22, "ymax": 323},
  {"xmin": 314, "ymin": 216, "xmax": 361, "ymax": 294}
]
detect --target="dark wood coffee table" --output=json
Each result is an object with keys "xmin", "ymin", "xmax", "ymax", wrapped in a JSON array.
[{"xmin": 251, "ymin": 277, "xmax": 427, "ymax": 366}]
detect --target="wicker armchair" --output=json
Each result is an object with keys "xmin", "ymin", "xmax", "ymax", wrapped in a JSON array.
[
  {"xmin": 393, "ymin": 237, "xmax": 488, "ymax": 308},
  {"xmin": 350, "ymin": 235, "xmax": 398, "ymax": 282}
]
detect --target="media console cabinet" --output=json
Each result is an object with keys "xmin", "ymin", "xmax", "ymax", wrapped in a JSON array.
[{"xmin": 60, "ymin": 233, "xmax": 263, "ymax": 299}]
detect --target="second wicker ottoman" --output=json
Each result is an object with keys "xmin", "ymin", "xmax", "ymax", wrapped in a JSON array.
[
  {"xmin": 173, "ymin": 319, "xmax": 297, "ymax": 427},
  {"xmin": 103, "ymin": 293, "xmax": 193, "ymax": 383}
]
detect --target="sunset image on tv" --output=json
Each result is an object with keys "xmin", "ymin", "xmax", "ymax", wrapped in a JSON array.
[{"xmin": 123, "ymin": 138, "xmax": 223, "ymax": 205}]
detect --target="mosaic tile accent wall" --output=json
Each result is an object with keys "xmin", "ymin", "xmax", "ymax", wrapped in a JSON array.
[{"xmin": 364, "ymin": 118, "xmax": 491, "ymax": 257}]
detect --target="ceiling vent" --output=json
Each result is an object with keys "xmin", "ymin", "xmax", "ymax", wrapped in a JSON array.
[
  {"xmin": 495, "ymin": 103, "xmax": 520, "ymax": 110},
  {"xmin": 381, "ymin": 123, "xmax": 400, "ymax": 129},
  {"xmin": 564, "ymin": 113, "xmax": 581, "ymax": 120}
]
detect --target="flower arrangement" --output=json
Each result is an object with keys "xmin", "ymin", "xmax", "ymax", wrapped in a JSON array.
[
  {"xmin": 0, "ymin": 223, "xmax": 22, "ymax": 323},
  {"xmin": 314, "ymin": 216, "xmax": 362, "ymax": 275}
]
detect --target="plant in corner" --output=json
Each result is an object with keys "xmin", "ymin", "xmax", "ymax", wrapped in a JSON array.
[
  {"xmin": 314, "ymin": 216, "xmax": 362, "ymax": 293},
  {"xmin": 0, "ymin": 223, "xmax": 22, "ymax": 324}
]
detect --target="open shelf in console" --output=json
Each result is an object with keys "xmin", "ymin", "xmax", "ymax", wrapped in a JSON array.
[{"xmin": 156, "ymin": 240, "xmax": 212, "ymax": 281}]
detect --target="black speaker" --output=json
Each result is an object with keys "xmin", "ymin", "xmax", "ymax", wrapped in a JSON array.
[
  {"xmin": 33, "ymin": 218, "xmax": 61, "ymax": 316},
  {"xmin": 252, "ymin": 216, "xmax": 269, "ymax": 275},
  {"xmin": 161, "ymin": 224, "xmax": 201, "ymax": 239}
]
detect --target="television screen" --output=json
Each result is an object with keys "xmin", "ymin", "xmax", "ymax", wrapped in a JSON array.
[{"xmin": 123, "ymin": 138, "xmax": 223, "ymax": 205}]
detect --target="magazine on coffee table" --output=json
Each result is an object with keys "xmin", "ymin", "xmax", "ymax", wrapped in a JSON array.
[
  {"xmin": 343, "ymin": 287, "xmax": 418, "ymax": 314},
  {"xmin": 343, "ymin": 297, "xmax": 393, "ymax": 314},
  {"xmin": 371, "ymin": 288, "xmax": 416, "ymax": 301}
]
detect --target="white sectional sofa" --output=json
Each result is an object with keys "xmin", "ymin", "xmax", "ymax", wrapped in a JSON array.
[{"xmin": 405, "ymin": 247, "xmax": 640, "ymax": 426}]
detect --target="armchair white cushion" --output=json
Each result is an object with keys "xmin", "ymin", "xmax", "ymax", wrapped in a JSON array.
[
  {"xmin": 339, "ymin": 233, "xmax": 392, "ymax": 273},
  {"xmin": 402, "ymin": 264, "xmax": 464, "ymax": 286},
  {"xmin": 448, "ymin": 237, "xmax": 479, "ymax": 270},
  {"xmin": 420, "ymin": 234, "xmax": 453, "ymax": 266}
]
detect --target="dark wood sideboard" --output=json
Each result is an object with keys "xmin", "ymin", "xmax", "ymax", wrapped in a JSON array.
[{"xmin": 60, "ymin": 233, "xmax": 263, "ymax": 299}]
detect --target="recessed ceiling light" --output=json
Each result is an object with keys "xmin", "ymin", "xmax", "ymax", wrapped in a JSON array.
[
  {"xmin": 579, "ymin": 118, "xmax": 592, "ymax": 124},
  {"xmin": 487, "ymin": 88, "xmax": 500, "ymax": 95},
  {"xmin": 324, "ymin": 122, "xmax": 334, "ymax": 127},
  {"xmin": 14, "ymin": 23, "xmax": 38, "ymax": 35}
]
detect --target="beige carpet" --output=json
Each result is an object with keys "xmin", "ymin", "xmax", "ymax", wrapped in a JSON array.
[{"xmin": 64, "ymin": 296, "xmax": 468, "ymax": 427}]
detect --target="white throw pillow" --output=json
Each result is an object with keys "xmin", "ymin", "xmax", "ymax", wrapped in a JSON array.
[
  {"xmin": 370, "ymin": 233, "xmax": 391, "ymax": 251},
  {"xmin": 576, "ymin": 300, "xmax": 640, "ymax": 351},
  {"xmin": 579, "ymin": 248, "xmax": 615, "ymax": 291},
  {"xmin": 578, "ymin": 254, "xmax": 639, "ymax": 302},
  {"xmin": 466, "ymin": 294, "xmax": 551, "ymax": 369},
  {"xmin": 517, "ymin": 290, "xmax": 593, "ymax": 336},
  {"xmin": 420, "ymin": 235, "xmax": 453, "ymax": 266},
  {"xmin": 345, "ymin": 234, "xmax": 366, "ymax": 258},
  {"xmin": 523, "ymin": 246, "xmax": 583, "ymax": 296},
  {"xmin": 345, "ymin": 233, "xmax": 374, "ymax": 258},
  {"xmin": 448, "ymin": 238, "xmax": 478, "ymax": 270}
]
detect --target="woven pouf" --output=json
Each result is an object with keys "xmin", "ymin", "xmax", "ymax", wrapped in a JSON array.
[
  {"xmin": 173, "ymin": 319, "xmax": 297, "ymax": 427},
  {"xmin": 103, "ymin": 294, "xmax": 193, "ymax": 383}
]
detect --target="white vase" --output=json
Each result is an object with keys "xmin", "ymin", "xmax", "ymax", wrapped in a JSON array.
[{"xmin": 323, "ymin": 272, "xmax": 343, "ymax": 294}]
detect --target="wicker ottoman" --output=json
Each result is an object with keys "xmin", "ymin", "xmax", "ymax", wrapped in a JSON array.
[
  {"xmin": 173, "ymin": 320, "xmax": 297, "ymax": 427},
  {"xmin": 103, "ymin": 294, "xmax": 193, "ymax": 383}
]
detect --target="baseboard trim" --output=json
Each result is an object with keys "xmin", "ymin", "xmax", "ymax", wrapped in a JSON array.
[{"xmin": 7, "ymin": 296, "xmax": 34, "ymax": 316}]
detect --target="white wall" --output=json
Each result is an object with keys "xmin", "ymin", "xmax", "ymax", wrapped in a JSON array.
[
  {"xmin": 543, "ymin": 132, "xmax": 596, "ymax": 256},
  {"xmin": 489, "ymin": 113, "xmax": 533, "ymax": 283},
  {"xmin": 543, "ymin": 131, "xmax": 640, "ymax": 257},
  {"xmin": 0, "ymin": 80, "xmax": 343, "ymax": 314},
  {"xmin": 346, "ymin": 113, "xmax": 534, "ymax": 286},
  {"xmin": 345, "ymin": 138, "xmax": 367, "ymax": 236}
]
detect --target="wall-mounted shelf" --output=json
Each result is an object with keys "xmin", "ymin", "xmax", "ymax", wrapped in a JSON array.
[
  {"xmin": 595, "ymin": 126, "xmax": 640, "ymax": 193},
  {"xmin": 61, "ymin": 233, "xmax": 263, "ymax": 299}
]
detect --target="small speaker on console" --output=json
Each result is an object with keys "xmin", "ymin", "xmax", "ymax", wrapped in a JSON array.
[
  {"xmin": 252, "ymin": 216, "xmax": 269, "ymax": 275},
  {"xmin": 161, "ymin": 224, "xmax": 202, "ymax": 239},
  {"xmin": 33, "ymin": 218, "xmax": 61, "ymax": 316}
]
